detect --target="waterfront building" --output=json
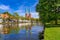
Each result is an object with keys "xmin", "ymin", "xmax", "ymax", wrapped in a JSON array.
[{"xmin": 0, "ymin": 14, "xmax": 9, "ymax": 19}]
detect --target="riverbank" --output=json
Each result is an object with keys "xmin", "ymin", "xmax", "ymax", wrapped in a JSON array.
[
  {"xmin": 44, "ymin": 27, "xmax": 60, "ymax": 40},
  {"xmin": 19, "ymin": 23, "xmax": 32, "ymax": 26}
]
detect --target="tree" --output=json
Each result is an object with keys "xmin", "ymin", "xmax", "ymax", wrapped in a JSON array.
[
  {"xmin": 36, "ymin": 0, "xmax": 58, "ymax": 25},
  {"xmin": 3, "ymin": 12, "xmax": 12, "ymax": 23},
  {"xmin": 14, "ymin": 12, "xmax": 20, "ymax": 23},
  {"xmin": 3, "ymin": 12, "xmax": 12, "ymax": 16},
  {"xmin": 3, "ymin": 12, "xmax": 13, "ymax": 19}
]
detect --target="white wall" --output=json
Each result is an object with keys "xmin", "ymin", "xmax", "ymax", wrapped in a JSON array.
[{"xmin": 0, "ymin": 19, "xmax": 3, "ymax": 23}]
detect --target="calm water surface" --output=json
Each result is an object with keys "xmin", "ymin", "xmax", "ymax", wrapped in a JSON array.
[{"xmin": 0, "ymin": 24, "xmax": 44, "ymax": 40}]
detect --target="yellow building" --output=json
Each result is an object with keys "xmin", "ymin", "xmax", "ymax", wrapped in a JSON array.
[{"xmin": 0, "ymin": 14, "xmax": 9, "ymax": 19}]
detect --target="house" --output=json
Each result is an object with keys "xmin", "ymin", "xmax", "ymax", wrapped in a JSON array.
[
  {"xmin": 0, "ymin": 13, "xmax": 9, "ymax": 19},
  {"xmin": 0, "ymin": 13, "xmax": 9, "ymax": 23}
]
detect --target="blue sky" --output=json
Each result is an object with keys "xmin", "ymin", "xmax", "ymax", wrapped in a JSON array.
[{"xmin": 0, "ymin": 0, "xmax": 39, "ymax": 18}]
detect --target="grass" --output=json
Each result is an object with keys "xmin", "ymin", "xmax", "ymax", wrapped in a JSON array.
[{"xmin": 44, "ymin": 27, "xmax": 60, "ymax": 40}]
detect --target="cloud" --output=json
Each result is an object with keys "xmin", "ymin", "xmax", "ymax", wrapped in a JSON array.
[
  {"xmin": 0, "ymin": 4, "xmax": 15, "ymax": 14},
  {"xmin": 18, "ymin": 12, "xmax": 39, "ymax": 18},
  {"xmin": 15, "ymin": 10, "xmax": 39, "ymax": 18},
  {"xmin": 31, "ymin": 1, "xmax": 38, "ymax": 7},
  {"xmin": 31, "ymin": 12, "xmax": 39, "ymax": 18},
  {"xmin": 15, "ymin": 5, "xmax": 26, "ymax": 13},
  {"xmin": 15, "ymin": 9, "xmax": 23, "ymax": 13},
  {"xmin": 0, "ymin": 4, "xmax": 11, "ymax": 10},
  {"xmin": 15, "ymin": 5, "xmax": 39, "ymax": 18}
]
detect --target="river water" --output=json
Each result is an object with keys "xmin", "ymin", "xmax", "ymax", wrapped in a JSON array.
[{"xmin": 0, "ymin": 24, "xmax": 44, "ymax": 40}]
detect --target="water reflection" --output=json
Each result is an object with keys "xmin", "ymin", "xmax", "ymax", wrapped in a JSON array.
[{"xmin": 0, "ymin": 24, "xmax": 43, "ymax": 40}]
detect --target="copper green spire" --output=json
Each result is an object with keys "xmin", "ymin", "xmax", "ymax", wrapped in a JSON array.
[
  {"xmin": 25, "ymin": 8, "xmax": 28, "ymax": 14},
  {"xmin": 28, "ymin": 8, "xmax": 30, "ymax": 14}
]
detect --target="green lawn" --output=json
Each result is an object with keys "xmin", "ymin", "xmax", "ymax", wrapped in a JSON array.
[{"xmin": 44, "ymin": 27, "xmax": 60, "ymax": 40}]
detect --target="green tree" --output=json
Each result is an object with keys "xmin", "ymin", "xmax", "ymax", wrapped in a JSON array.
[
  {"xmin": 3, "ymin": 12, "xmax": 13, "ymax": 19},
  {"xmin": 3, "ymin": 12, "xmax": 12, "ymax": 16},
  {"xmin": 36, "ymin": 0, "xmax": 58, "ymax": 25},
  {"xmin": 3, "ymin": 12, "xmax": 12, "ymax": 22},
  {"xmin": 14, "ymin": 12, "xmax": 20, "ymax": 23}
]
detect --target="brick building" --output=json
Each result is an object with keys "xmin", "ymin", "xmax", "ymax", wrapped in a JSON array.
[{"xmin": 25, "ymin": 13, "xmax": 31, "ymax": 18}]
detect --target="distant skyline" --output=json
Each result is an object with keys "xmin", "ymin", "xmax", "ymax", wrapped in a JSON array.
[{"xmin": 0, "ymin": 0, "xmax": 39, "ymax": 18}]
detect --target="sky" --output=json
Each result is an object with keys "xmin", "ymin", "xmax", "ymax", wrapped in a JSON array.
[{"xmin": 0, "ymin": 0, "xmax": 39, "ymax": 18}]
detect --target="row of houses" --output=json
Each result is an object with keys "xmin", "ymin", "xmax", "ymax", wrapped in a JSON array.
[{"xmin": 0, "ymin": 13, "xmax": 32, "ymax": 23}]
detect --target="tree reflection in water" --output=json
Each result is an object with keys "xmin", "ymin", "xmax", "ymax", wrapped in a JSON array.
[{"xmin": 0, "ymin": 24, "xmax": 44, "ymax": 40}]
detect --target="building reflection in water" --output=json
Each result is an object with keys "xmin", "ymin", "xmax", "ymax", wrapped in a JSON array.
[
  {"xmin": 25, "ymin": 25, "xmax": 32, "ymax": 40},
  {"xmin": 0, "ymin": 24, "xmax": 43, "ymax": 40}
]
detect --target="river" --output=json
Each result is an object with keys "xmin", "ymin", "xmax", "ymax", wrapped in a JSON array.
[{"xmin": 0, "ymin": 23, "xmax": 44, "ymax": 40}]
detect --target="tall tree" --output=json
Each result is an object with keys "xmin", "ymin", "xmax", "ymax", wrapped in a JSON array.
[
  {"xmin": 3, "ymin": 12, "xmax": 12, "ymax": 16},
  {"xmin": 14, "ymin": 12, "xmax": 20, "ymax": 23},
  {"xmin": 36, "ymin": 0, "xmax": 58, "ymax": 25}
]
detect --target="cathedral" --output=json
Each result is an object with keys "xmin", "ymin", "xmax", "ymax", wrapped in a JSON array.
[{"xmin": 25, "ymin": 8, "xmax": 31, "ymax": 18}]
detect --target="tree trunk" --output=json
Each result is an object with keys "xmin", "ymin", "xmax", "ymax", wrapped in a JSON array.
[
  {"xmin": 17, "ymin": 19, "xmax": 18, "ymax": 24},
  {"xmin": 55, "ymin": 19, "xmax": 57, "ymax": 25},
  {"xmin": 55, "ymin": 12, "xmax": 57, "ymax": 25}
]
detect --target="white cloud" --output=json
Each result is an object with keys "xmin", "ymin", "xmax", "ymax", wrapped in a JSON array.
[
  {"xmin": 0, "ymin": 4, "xmax": 15, "ymax": 14},
  {"xmin": 15, "ymin": 9, "xmax": 23, "ymax": 13},
  {"xmin": 15, "ymin": 5, "xmax": 25, "ymax": 13},
  {"xmin": 0, "ymin": 4, "xmax": 10, "ymax": 10},
  {"xmin": 14, "ymin": 12, "xmax": 39, "ymax": 18},
  {"xmin": 31, "ymin": 12, "xmax": 39, "ymax": 18},
  {"xmin": 31, "ymin": 1, "xmax": 38, "ymax": 7}
]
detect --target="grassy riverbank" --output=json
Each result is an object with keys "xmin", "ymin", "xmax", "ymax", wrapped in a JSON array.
[{"xmin": 44, "ymin": 27, "xmax": 60, "ymax": 40}]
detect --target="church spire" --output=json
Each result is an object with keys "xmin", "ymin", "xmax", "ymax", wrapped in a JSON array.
[
  {"xmin": 25, "ymin": 8, "xmax": 29, "ymax": 14},
  {"xmin": 25, "ymin": 8, "xmax": 31, "ymax": 18},
  {"xmin": 28, "ymin": 8, "xmax": 31, "ymax": 18}
]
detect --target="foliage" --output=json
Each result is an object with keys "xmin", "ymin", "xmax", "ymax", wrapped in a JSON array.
[
  {"xmin": 3, "ymin": 12, "xmax": 12, "ymax": 16},
  {"xmin": 36, "ymin": 0, "xmax": 59, "ymax": 24},
  {"xmin": 14, "ymin": 12, "xmax": 20, "ymax": 19}
]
